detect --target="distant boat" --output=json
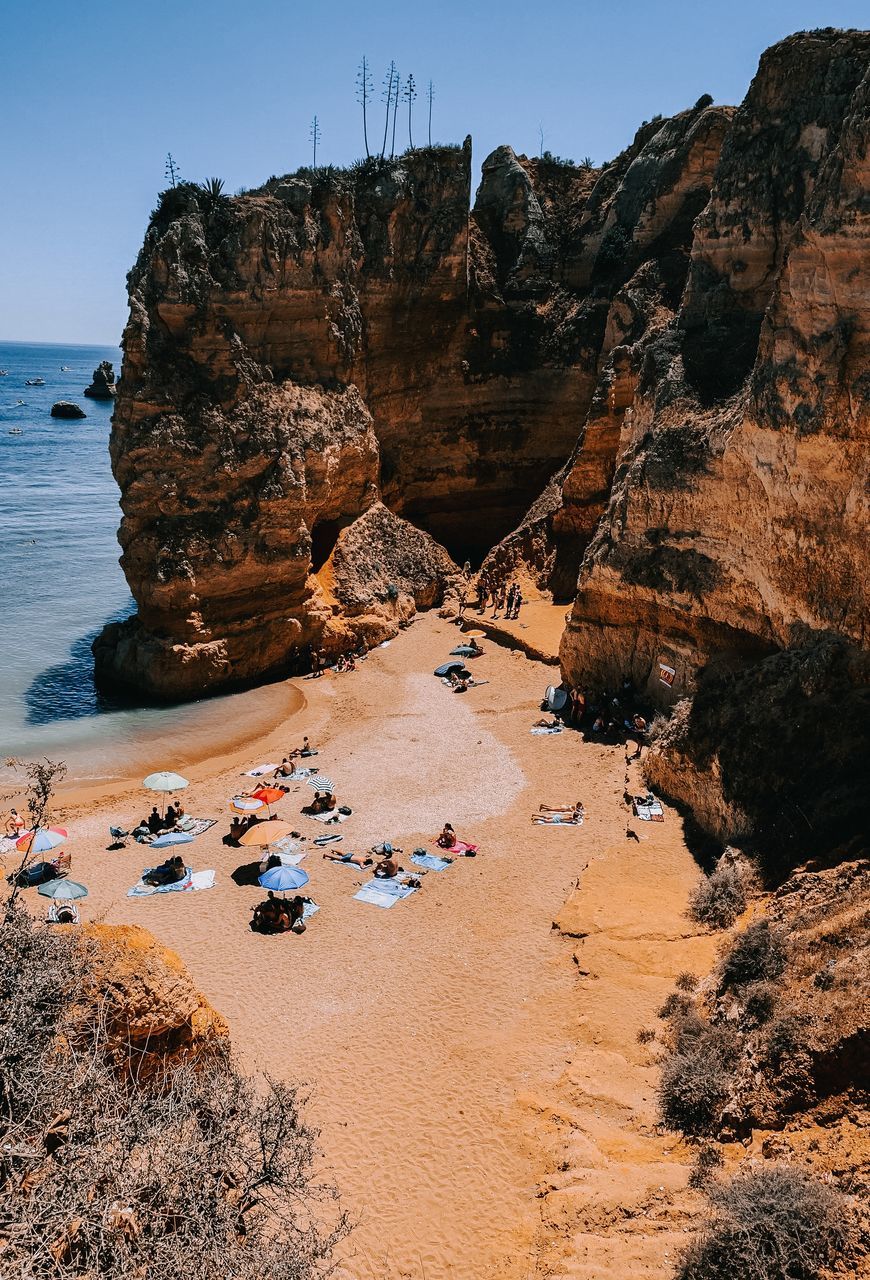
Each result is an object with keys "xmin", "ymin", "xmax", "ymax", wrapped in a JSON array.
[
  {"xmin": 60, "ymin": 365, "xmax": 72, "ymax": 371},
  {"xmin": 15, "ymin": 399, "xmax": 25, "ymax": 406},
  {"xmin": 0, "ymin": 369, "xmax": 8, "ymax": 376},
  {"xmin": 24, "ymin": 377, "xmax": 45, "ymax": 386},
  {"xmin": 8, "ymin": 427, "xmax": 22, "ymax": 435}
]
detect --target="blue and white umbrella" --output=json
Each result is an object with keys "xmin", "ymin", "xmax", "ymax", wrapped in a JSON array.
[
  {"xmin": 150, "ymin": 831, "xmax": 194, "ymax": 849},
  {"xmin": 258, "ymin": 864, "xmax": 310, "ymax": 893}
]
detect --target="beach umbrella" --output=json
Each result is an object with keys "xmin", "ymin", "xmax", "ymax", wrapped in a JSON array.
[
  {"xmin": 239, "ymin": 820, "xmax": 295, "ymax": 847},
  {"xmin": 305, "ymin": 774, "xmax": 335, "ymax": 793},
  {"xmin": 143, "ymin": 771, "xmax": 189, "ymax": 817},
  {"xmin": 230, "ymin": 795, "xmax": 266, "ymax": 814},
  {"xmin": 17, "ymin": 827, "xmax": 68, "ymax": 855},
  {"xmin": 150, "ymin": 831, "xmax": 194, "ymax": 849},
  {"xmin": 258, "ymin": 864, "xmax": 310, "ymax": 893},
  {"xmin": 250, "ymin": 786, "xmax": 285, "ymax": 813},
  {"xmin": 463, "ymin": 630, "xmax": 486, "ymax": 638},
  {"xmin": 434, "ymin": 661, "xmax": 469, "ymax": 678},
  {"xmin": 38, "ymin": 878, "xmax": 88, "ymax": 900}
]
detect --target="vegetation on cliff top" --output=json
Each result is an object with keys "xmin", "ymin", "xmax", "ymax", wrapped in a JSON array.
[{"xmin": 0, "ymin": 907, "xmax": 347, "ymax": 1278}]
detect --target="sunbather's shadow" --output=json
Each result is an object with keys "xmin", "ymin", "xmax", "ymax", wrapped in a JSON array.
[{"xmin": 231, "ymin": 861, "xmax": 263, "ymax": 887}]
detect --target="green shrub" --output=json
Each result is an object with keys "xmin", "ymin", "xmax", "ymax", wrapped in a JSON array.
[
  {"xmin": 678, "ymin": 1165, "xmax": 852, "ymax": 1280},
  {"xmin": 743, "ymin": 981, "xmax": 777, "ymax": 1026},
  {"xmin": 689, "ymin": 864, "xmax": 747, "ymax": 929},
  {"xmin": 719, "ymin": 921, "xmax": 787, "ymax": 990}
]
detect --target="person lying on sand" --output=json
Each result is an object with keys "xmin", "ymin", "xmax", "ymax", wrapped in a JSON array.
[
  {"xmin": 322, "ymin": 849, "xmax": 374, "ymax": 866},
  {"xmin": 533, "ymin": 803, "xmax": 584, "ymax": 825}
]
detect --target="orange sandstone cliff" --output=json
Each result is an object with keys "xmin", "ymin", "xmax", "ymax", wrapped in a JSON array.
[{"xmin": 97, "ymin": 31, "xmax": 869, "ymax": 863}]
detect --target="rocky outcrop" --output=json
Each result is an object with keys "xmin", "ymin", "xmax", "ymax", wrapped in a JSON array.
[
  {"xmin": 482, "ymin": 99, "xmax": 734, "ymax": 597},
  {"xmin": 551, "ymin": 30, "xmax": 870, "ymax": 856},
  {"xmin": 83, "ymin": 923, "xmax": 228, "ymax": 1076},
  {"xmin": 84, "ymin": 360, "xmax": 117, "ymax": 398},
  {"xmin": 50, "ymin": 401, "xmax": 86, "ymax": 419}
]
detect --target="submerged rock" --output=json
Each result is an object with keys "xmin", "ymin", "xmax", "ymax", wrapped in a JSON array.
[{"xmin": 50, "ymin": 400, "xmax": 86, "ymax": 419}]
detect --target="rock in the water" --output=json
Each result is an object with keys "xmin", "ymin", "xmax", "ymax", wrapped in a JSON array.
[
  {"xmin": 83, "ymin": 360, "xmax": 117, "ymax": 398},
  {"xmin": 50, "ymin": 400, "xmax": 87, "ymax": 419}
]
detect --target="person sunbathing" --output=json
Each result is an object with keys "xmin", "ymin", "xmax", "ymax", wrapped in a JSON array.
[
  {"xmin": 533, "ymin": 803, "xmax": 584, "ymax": 825},
  {"xmin": 289, "ymin": 736, "xmax": 316, "ymax": 759},
  {"xmin": 305, "ymin": 791, "xmax": 336, "ymax": 815},
  {"xmin": 144, "ymin": 855, "xmax": 187, "ymax": 887},
  {"xmin": 467, "ymin": 637, "xmax": 482, "ymax": 655},
  {"xmin": 228, "ymin": 817, "xmax": 246, "ymax": 844},
  {"xmin": 322, "ymin": 849, "xmax": 373, "ymax": 866},
  {"xmin": 274, "ymin": 757, "xmax": 294, "ymax": 778},
  {"xmin": 374, "ymin": 855, "xmax": 400, "ymax": 879},
  {"xmin": 164, "ymin": 803, "xmax": 178, "ymax": 828},
  {"xmin": 538, "ymin": 801, "xmax": 584, "ymax": 815},
  {"xmin": 147, "ymin": 806, "xmax": 163, "ymax": 835},
  {"xmin": 437, "ymin": 823, "xmax": 456, "ymax": 849},
  {"xmin": 252, "ymin": 892, "xmax": 312, "ymax": 934}
]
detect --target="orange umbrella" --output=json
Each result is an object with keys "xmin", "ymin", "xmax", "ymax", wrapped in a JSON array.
[
  {"xmin": 250, "ymin": 787, "xmax": 285, "ymax": 807},
  {"xmin": 238, "ymin": 820, "xmax": 295, "ymax": 847}
]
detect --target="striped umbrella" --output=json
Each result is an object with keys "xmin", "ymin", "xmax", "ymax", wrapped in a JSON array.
[
  {"xmin": 17, "ymin": 827, "xmax": 67, "ymax": 855},
  {"xmin": 230, "ymin": 795, "xmax": 266, "ymax": 814},
  {"xmin": 305, "ymin": 774, "xmax": 335, "ymax": 793}
]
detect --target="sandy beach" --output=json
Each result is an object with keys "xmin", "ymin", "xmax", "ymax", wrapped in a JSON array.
[{"xmin": 6, "ymin": 613, "xmax": 712, "ymax": 1278}]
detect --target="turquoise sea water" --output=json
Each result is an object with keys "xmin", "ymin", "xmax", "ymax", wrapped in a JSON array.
[{"xmin": 0, "ymin": 341, "xmax": 297, "ymax": 782}]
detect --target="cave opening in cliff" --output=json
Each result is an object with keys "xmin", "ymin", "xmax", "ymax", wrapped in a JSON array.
[{"xmin": 309, "ymin": 517, "xmax": 347, "ymax": 574}]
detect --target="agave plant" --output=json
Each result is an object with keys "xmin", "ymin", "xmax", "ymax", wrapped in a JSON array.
[{"xmin": 201, "ymin": 176, "xmax": 226, "ymax": 197}]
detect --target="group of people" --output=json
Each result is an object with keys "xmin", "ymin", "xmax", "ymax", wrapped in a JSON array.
[
  {"xmin": 557, "ymin": 677, "xmax": 650, "ymax": 758},
  {"xmin": 251, "ymin": 890, "xmax": 312, "ymax": 934},
  {"xmin": 140, "ymin": 799, "xmax": 186, "ymax": 836},
  {"xmin": 273, "ymin": 738, "xmax": 317, "ymax": 778},
  {"xmin": 143, "ymin": 855, "xmax": 187, "ymax": 887},
  {"xmin": 475, "ymin": 577, "xmax": 524, "ymax": 620}
]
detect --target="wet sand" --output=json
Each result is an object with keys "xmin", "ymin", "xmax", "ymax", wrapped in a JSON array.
[{"xmin": 6, "ymin": 613, "xmax": 709, "ymax": 1277}]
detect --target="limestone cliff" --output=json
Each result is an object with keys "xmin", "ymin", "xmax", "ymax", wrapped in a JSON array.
[{"xmin": 553, "ymin": 29, "xmax": 870, "ymax": 858}]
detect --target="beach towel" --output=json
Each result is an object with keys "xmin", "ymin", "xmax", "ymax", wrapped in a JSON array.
[
  {"xmin": 411, "ymin": 852, "xmax": 451, "ymax": 872},
  {"xmin": 431, "ymin": 838, "xmax": 478, "ymax": 855},
  {"xmin": 244, "ymin": 763, "xmax": 281, "ymax": 777},
  {"xmin": 176, "ymin": 817, "xmax": 216, "ymax": 838},
  {"xmin": 530, "ymin": 725, "xmax": 563, "ymax": 735},
  {"xmin": 127, "ymin": 866, "xmax": 216, "ymax": 897},
  {"xmin": 301, "ymin": 900, "xmax": 320, "ymax": 921},
  {"xmin": 0, "ymin": 836, "xmax": 18, "ymax": 856},
  {"xmin": 532, "ymin": 814, "xmax": 583, "ymax": 826},
  {"xmin": 308, "ymin": 809, "xmax": 349, "ymax": 824},
  {"xmin": 633, "ymin": 796, "xmax": 665, "ymax": 822},
  {"xmin": 277, "ymin": 849, "xmax": 307, "ymax": 866},
  {"xmin": 354, "ymin": 875, "xmax": 417, "ymax": 908},
  {"xmin": 313, "ymin": 833, "xmax": 343, "ymax": 846}
]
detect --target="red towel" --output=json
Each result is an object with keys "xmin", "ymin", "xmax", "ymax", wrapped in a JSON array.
[{"xmin": 433, "ymin": 838, "xmax": 478, "ymax": 854}]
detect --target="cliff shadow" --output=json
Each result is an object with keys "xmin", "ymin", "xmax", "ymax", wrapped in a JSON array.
[{"xmin": 23, "ymin": 604, "xmax": 141, "ymax": 725}]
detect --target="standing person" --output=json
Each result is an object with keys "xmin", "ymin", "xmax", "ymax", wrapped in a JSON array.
[
  {"xmin": 505, "ymin": 583, "xmax": 516, "ymax": 619},
  {"xmin": 458, "ymin": 586, "xmax": 468, "ymax": 616},
  {"xmin": 477, "ymin": 577, "xmax": 489, "ymax": 613},
  {"xmin": 512, "ymin": 585, "xmax": 524, "ymax": 619}
]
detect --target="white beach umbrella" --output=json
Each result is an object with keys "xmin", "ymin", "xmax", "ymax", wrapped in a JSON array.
[{"xmin": 143, "ymin": 771, "xmax": 189, "ymax": 817}]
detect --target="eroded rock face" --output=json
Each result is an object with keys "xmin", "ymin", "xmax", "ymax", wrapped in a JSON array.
[
  {"xmin": 84, "ymin": 360, "xmax": 117, "ymax": 398},
  {"xmin": 560, "ymin": 30, "xmax": 870, "ymax": 706},
  {"xmin": 83, "ymin": 924, "xmax": 228, "ymax": 1076},
  {"xmin": 552, "ymin": 30, "xmax": 870, "ymax": 853}
]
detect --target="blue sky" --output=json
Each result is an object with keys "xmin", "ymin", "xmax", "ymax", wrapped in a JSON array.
[{"xmin": 2, "ymin": 0, "xmax": 867, "ymax": 344}]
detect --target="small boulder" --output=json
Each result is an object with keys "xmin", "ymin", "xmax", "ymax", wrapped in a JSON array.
[
  {"xmin": 50, "ymin": 401, "xmax": 87, "ymax": 419},
  {"xmin": 83, "ymin": 360, "xmax": 117, "ymax": 399}
]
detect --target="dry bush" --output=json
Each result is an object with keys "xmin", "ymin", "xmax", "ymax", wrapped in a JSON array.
[
  {"xmin": 689, "ymin": 864, "xmax": 747, "ymax": 930},
  {"xmin": 743, "ymin": 981, "xmax": 777, "ymax": 1026},
  {"xmin": 658, "ymin": 1016, "xmax": 740, "ymax": 1136},
  {"xmin": 675, "ymin": 972, "xmax": 699, "ymax": 992},
  {"xmin": 677, "ymin": 1165, "xmax": 853, "ymax": 1280},
  {"xmin": 0, "ymin": 907, "xmax": 348, "ymax": 1279},
  {"xmin": 719, "ymin": 921, "xmax": 788, "ymax": 991},
  {"xmin": 658, "ymin": 991, "xmax": 694, "ymax": 1020},
  {"xmin": 636, "ymin": 1027, "xmax": 656, "ymax": 1045},
  {"xmin": 687, "ymin": 1142, "xmax": 723, "ymax": 1189}
]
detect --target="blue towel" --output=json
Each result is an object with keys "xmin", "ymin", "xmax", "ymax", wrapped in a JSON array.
[
  {"xmin": 411, "ymin": 852, "xmax": 451, "ymax": 872},
  {"xmin": 302, "ymin": 901, "xmax": 320, "ymax": 920}
]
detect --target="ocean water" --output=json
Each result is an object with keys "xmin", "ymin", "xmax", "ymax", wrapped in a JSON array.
[{"xmin": 0, "ymin": 341, "xmax": 298, "ymax": 783}]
